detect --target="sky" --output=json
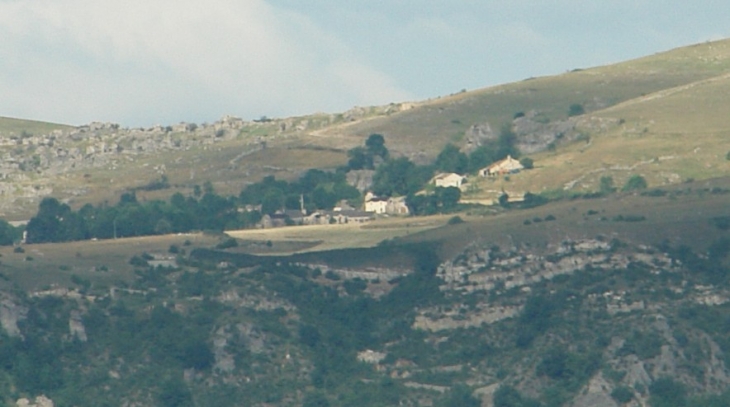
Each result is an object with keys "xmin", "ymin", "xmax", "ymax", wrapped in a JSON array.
[{"xmin": 1, "ymin": 1, "xmax": 728, "ymax": 127}]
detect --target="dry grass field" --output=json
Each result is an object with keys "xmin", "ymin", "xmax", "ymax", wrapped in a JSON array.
[
  {"xmin": 0, "ymin": 116, "xmax": 71, "ymax": 136},
  {"xmin": 0, "ymin": 233, "xmax": 219, "ymax": 290},
  {"xmin": 225, "ymin": 215, "xmax": 451, "ymax": 255}
]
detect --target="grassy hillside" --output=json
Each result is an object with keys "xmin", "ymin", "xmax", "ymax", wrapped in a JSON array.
[
  {"xmin": 1, "ymin": 39, "xmax": 730, "ymax": 219},
  {"xmin": 0, "ymin": 177, "xmax": 729, "ymax": 406},
  {"xmin": 0, "ymin": 116, "xmax": 71, "ymax": 136},
  {"xmin": 311, "ymin": 39, "xmax": 730, "ymax": 158}
]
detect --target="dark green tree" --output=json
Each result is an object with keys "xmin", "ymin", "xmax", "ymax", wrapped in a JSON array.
[
  {"xmin": 346, "ymin": 146, "xmax": 370, "ymax": 170},
  {"xmin": 0, "ymin": 220, "xmax": 20, "ymax": 245},
  {"xmin": 622, "ymin": 175, "xmax": 648, "ymax": 191},
  {"xmin": 649, "ymin": 377, "xmax": 687, "ymax": 407},
  {"xmin": 365, "ymin": 133, "xmax": 389, "ymax": 161},
  {"xmin": 600, "ymin": 176, "xmax": 616, "ymax": 194},
  {"xmin": 25, "ymin": 197, "xmax": 70, "ymax": 243},
  {"xmin": 261, "ymin": 188, "xmax": 285, "ymax": 215},
  {"xmin": 436, "ymin": 186, "xmax": 461, "ymax": 211},
  {"xmin": 568, "ymin": 103, "xmax": 585, "ymax": 117},
  {"xmin": 519, "ymin": 157, "xmax": 534, "ymax": 169},
  {"xmin": 436, "ymin": 144, "xmax": 468, "ymax": 174},
  {"xmin": 372, "ymin": 157, "xmax": 418, "ymax": 197},
  {"xmin": 437, "ymin": 384, "xmax": 481, "ymax": 407}
]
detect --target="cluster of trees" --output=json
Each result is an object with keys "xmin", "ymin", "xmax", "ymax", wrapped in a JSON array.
[
  {"xmin": 25, "ymin": 189, "xmax": 258, "ymax": 244},
  {"xmin": 598, "ymin": 174, "xmax": 648, "ymax": 196},
  {"xmin": 240, "ymin": 170, "xmax": 360, "ymax": 215},
  {"xmin": 22, "ymin": 127, "xmax": 530, "ymax": 244},
  {"xmin": 0, "ymin": 220, "xmax": 23, "ymax": 246},
  {"xmin": 434, "ymin": 124, "xmax": 522, "ymax": 175},
  {"xmin": 346, "ymin": 133, "xmax": 389, "ymax": 170},
  {"xmin": 24, "ymin": 168, "xmax": 366, "ymax": 243}
]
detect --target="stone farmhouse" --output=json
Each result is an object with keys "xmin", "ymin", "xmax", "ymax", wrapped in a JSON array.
[
  {"xmin": 479, "ymin": 155, "xmax": 523, "ymax": 177},
  {"xmin": 364, "ymin": 195, "xmax": 389, "ymax": 214},
  {"xmin": 260, "ymin": 208, "xmax": 374, "ymax": 228},
  {"xmin": 363, "ymin": 192, "xmax": 409, "ymax": 215},
  {"xmin": 431, "ymin": 172, "xmax": 466, "ymax": 188}
]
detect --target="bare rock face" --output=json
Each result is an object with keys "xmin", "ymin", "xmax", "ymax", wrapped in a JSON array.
[
  {"xmin": 461, "ymin": 122, "xmax": 495, "ymax": 154},
  {"xmin": 16, "ymin": 395, "xmax": 54, "ymax": 407},
  {"xmin": 212, "ymin": 326, "xmax": 235, "ymax": 373},
  {"xmin": 346, "ymin": 170, "xmax": 375, "ymax": 192},
  {"xmin": 512, "ymin": 110, "xmax": 577, "ymax": 154},
  {"xmin": 570, "ymin": 372, "xmax": 618, "ymax": 407},
  {"xmin": 69, "ymin": 310, "xmax": 88, "ymax": 342},
  {"xmin": 0, "ymin": 294, "xmax": 27, "ymax": 337}
]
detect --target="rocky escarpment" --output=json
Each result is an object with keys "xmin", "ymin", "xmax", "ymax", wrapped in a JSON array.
[{"xmin": 405, "ymin": 238, "xmax": 730, "ymax": 407}]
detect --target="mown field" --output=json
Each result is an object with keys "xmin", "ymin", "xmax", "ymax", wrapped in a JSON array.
[{"xmin": 0, "ymin": 233, "xmax": 220, "ymax": 290}]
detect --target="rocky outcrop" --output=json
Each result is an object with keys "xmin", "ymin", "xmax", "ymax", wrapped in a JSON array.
[
  {"xmin": 16, "ymin": 396, "xmax": 54, "ymax": 407},
  {"xmin": 69, "ymin": 310, "xmax": 88, "ymax": 342},
  {"xmin": 512, "ymin": 110, "xmax": 577, "ymax": 154},
  {"xmin": 0, "ymin": 294, "xmax": 27, "ymax": 337},
  {"xmin": 346, "ymin": 169, "xmax": 375, "ymax": 192},
  {"xmin": 461, "ymin": 122, "xmax": 495, "ymax": 154}
]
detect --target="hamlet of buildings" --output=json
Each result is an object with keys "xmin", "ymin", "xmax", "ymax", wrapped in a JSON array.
[{"xmin": 363, "ymin": 193, "xmax": 409, "ymax": 215}]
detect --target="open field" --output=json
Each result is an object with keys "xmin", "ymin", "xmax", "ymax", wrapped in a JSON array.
[
  {"xmin": 0, "ymin": 233, "xmax": 220, "ymax": 290},
  {"xmin": 0, "ymin": 173, "xmax": 728, "ymax": 291},
  {"xmin": 406, "ymin": 179, "xmax": 730, "ymax": 259},
  {"xmin": 0, "ymin": 116, "xmax": 71, "ymax": 136},
  {"xmin": 314, "ymin": 39, "xmax": 730, "ymax": 159},
  {"xmin": 225, "ymin": 215, "xmax": 451, "ymax": 255}
]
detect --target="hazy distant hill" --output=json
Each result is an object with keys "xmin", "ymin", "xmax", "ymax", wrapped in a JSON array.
[
  {"xmin": 1, "ymin": 39, "xmax": 729, "ymax": 219},
  {"xmin": 2, "ymin": 39, "xmax": 730, "ymax": 407}
]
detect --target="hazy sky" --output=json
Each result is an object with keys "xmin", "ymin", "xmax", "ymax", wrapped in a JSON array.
[{"xmin": 1, "ymin": 1, "xmax": 728, "ymax": 127}]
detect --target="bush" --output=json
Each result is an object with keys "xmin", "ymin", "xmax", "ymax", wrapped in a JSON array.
[
  {"xmin": 568, "ymin": 103, "xmax": 585, "ymax": 117},
  {"xmin": 611, "ymin": 386, "xmax": 634, "ymax": 403},
  {"xmin": 129, "ymin": 255, "xmax": 148, "ymax": 267},
  {"xmin": 599, "ymin": 176, "xmax": 616, "ymax": 195},
  {"xmin": 520, "ymin": 157, "xmax": 534, "ymax": 169},
  {"xmin": 215, "ymin": 238, "xmax": 238, "ymax": 249},
  {"xmin": 612, "ymin": 214, "xmax": 646, "ymax": 222},
  {"xmin": 13, "ymin": 246, "xmax": 24, "ymax": 253},
  {"xmin": 649, "ymin": 377, "xmax": 687, "ymax": 407},
  {"xmin": 447, "ymin": 216, "xmax": 464, "ymax": 225},
  {"xmin": 710, "ymin": 216, "xmax": 730, "ymax": 231},
  {"xmin": 622, "ymin": 175, "xmax": 648, "ymax": 191}
]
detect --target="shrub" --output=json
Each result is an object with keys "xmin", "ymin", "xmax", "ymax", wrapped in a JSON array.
[
  {"xmin": 711, "ymin": 216, "xmax": 730, "ymax": 231},
  {"xmin": 641, "ymin": 189, "xmax": 667, "ymax": 197},
  {"xmin": 447, "ymin": 216, "xmax": 464, "ymax": 225},
  {"xmin": 612, "ymin": 214, "xmax": 646, "ymax": 222},
  {"xmin": 13, "ymin": 246, "xmax": 24, "ymax": 253},
  {"xmin": 649, "ymin": 377, "xmax": 687, "ymax": 407},
  {"xmin": 544, "ymin": 214, "xmax": 556, "ymax": 221},
  {"xmin": 568, "ymin": 103, "xmax": 585, "ymax": 117},
  {"xmin": 216, "ymin": 238, "xmax": 238, "ymax": 249},
  {"xmin": 520, "ymin": 157, "xmax": 534, "ymax": 169},
  {"xmin": 129, "ymin": 255, "xmax": 148, "ymax": 267},
  {"xmin": 599, "ymin": 176, "xmax": 616, "ymax": 195},
  {"xmin": 622, "ymin": 175, "xmax": 648, "ymax": 191},
  {"xmin": 611, "ymin": 386, "xmax": 634, "ymax": 404}
]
